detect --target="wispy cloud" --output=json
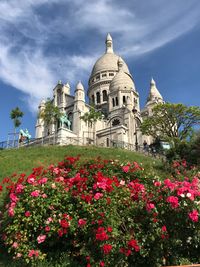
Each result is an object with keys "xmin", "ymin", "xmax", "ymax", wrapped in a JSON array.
[{"xmin": 0, "ymin": 0, "xmax": 200, "ymax": 112}]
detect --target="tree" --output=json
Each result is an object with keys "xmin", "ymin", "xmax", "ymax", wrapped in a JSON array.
[
  {"xmin": 10, "ymin": 107, "xmax": 24, "ymax": 134},
  {"xmin": 39, "ymin": 99, "xmax": 63, "ymax": 135},
  {"xmin": 140, "ymin": 103, "xmax": 200, "ymax": 143},
  {"xmin": 80, "ymin": 106, "xmax": 103, "ymax": 143}
]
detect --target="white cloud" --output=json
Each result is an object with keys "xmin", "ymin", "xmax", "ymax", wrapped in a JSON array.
[{"xmin": 0, "ymin": 0, "xmax": 200, "ymax": 113}]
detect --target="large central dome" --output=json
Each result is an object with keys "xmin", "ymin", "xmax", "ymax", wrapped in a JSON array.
[
  {"xmin": 91, "ymin": 53, "xmax": 129, "ymax": 77},
  {"xmin": 90, "ymin": 33, "xmax": 130, "ymax": 78}
]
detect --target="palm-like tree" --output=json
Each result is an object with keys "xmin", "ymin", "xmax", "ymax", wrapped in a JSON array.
[
  {"xmin": 10, "ymin": 107, "xmax": 24, "ymax": 146},
  {"xmin": 10, "ymin": 107, "xmax": 24, "ymax": 133}
]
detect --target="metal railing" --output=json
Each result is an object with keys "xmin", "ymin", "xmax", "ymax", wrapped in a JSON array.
[{"xmin": 0, "ymin": 135, "xmax": 165, "ymax": 159}]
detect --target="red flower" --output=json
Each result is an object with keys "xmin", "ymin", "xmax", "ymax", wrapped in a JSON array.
[
  {"xmin": 96, "ymin": 227, "xmax": 109, "ymax": 241},
  {"xmin": 120, "ymin": 247, "xmax": 132, "ymax": 256},
  {"xmin": 146, "ymin": 203, "xmax": 155, "ymax": 212},
  {"xmin": 25, "ymin": 211, "xmax": 31, "ymax": 217},
  {"xmin": 161, "ymin": 225, "xmax": 167, "ymax": 232},
  {"xmin": 188, "ymin": 210, "xmax": 199, "ymax": 222},
  {"xmin": 107, "ymin": 226, "xmax": 112, "ymax": 233},
  {"xmin": 102, "ymin": 244, "xmax": 112, "ymax": 254},
  {"xmin": 106, "ymin": 197, "xmax": 111, "ymax": 204},
  {"xmin": 78, "ymin": 219, "xmax": 87, "ymax": 227},
  {"xmin": 128, "ymin": 239, "xmax": 140, "ymax": 251},
  {"xmin": 60, "ymin": 219, "xmax": 69, "ymax": 228},
  {"xmin": 100, "ymin": 261, "xmax": 105, "ymax": 266},
  {"xmin": 45, "ymin": 226, "xmax": 51, "ymax": 232}
]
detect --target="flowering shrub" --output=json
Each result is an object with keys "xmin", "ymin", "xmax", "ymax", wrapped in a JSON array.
[{"xmin": 0, "ymin": 157, "xmax": 200, "ymax": 266}]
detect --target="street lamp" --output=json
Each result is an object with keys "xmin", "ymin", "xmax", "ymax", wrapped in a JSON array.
[{"xmin": 132, "ymin": 108, "xmax": 138, "ymax": 151}]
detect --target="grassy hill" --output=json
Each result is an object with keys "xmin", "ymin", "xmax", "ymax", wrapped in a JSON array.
[{"xmin": 0, "ymin": 145, "xmax": 165, "ymax": 182}]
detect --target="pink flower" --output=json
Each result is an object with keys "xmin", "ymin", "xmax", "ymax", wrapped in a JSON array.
[
  {"xmin": 78, "ymin": 219, "xmax": 87, "ymax": 227},
  {"xmin": 12, "ymin": 242, "xmax": 18, "ymax": 248},
  {"xmin": 8, "ymin": 207, "xmax": 15, "ymax": 217},
  {"xmin": 9, "ymin": 193, "xmax": 19, "ymax": 203},
  {"xmin": 122, "ymin": 165, "xmax": 129, "ymax": 173},
  {"xmin": 154, "ymin": 181, "xmax": 161, "ymax": 187},
  {"xmin": 42, "ymin": 193, "xmax": 47, "ymax": 198},
  {"xmin": 28, "ymin": 249, "xmax": 39, "ymax": 257},
  {"xmin": 188, "ymin": 210, "xmax": 199, "ymax": 222},
  {"xmin": 120, "ymin": 180, "xmax": 125, "ymax": 185},
  {"xmin": 146, "ymin": 203, "xmax": 155, "ymax": 212},
  {"xmin": 37, "ymin": 234, "xmax": 46, "ymax": 244},
  {"xmin": 46, "ymin": 217, "xmax": 53, "ymax": 224},
  {"xmin": 38, "ymin": 177, "xmax": 48, "ymax": 184},
  {"xmin": 30, "ymin": 190, "xmax": 40, "ymax": 197},
  {"xmin": 15, "ymin": 183, "xmax": 25, "ymax": 194},
  {"xmin": 25, "ymin": 211, "xmax": 31, "ymax": 217},
  {"xmin": 94, "ymin": 192, "xmax": 103, "ymax": 200},
  {"xmin": 166, "ymin": 196, "xmax": 179, "ymax": 208},
  {"xmin": 27, "ymin": 176, "xmax": 36, "ymax": 184}
]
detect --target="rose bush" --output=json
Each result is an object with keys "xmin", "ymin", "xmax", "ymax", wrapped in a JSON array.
[{"xmin": 0, "ymin": 157, "xmax": 200, "ymax": 266}]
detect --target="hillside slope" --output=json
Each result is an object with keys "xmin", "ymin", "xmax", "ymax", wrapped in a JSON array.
[{"xmin": 0, "ymin": 145, "xmax": 163, "ymax": 181}]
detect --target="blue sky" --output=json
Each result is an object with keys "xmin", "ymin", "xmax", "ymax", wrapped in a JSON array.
[{"xmin": 0, "ymin": 0, "xmax": 200, "ymax": 141}]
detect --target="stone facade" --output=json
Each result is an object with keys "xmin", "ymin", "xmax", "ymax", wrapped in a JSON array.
[{"xmin": 35, "ymin": 34, "xmax": 164, "ymax": 149}]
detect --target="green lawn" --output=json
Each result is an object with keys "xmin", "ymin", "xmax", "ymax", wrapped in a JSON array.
[{"xmin": 0, "ymin": 145, "xmax": 164, "ymax": 182}]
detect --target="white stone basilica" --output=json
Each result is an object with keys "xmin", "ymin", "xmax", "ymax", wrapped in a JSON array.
[{"xmin": 35, "ymin": 34, "xmax": 164, "ymax": 149}]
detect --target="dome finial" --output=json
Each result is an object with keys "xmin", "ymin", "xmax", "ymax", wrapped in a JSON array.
[
  {"xmin": 151, "ymin": 77, "xmax": 156, "ymax": 86},
  {"xmin": 105, "ymin": 33, "xmax": 113, "ymax": 54}
]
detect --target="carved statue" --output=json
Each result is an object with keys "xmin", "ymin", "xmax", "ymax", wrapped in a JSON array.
[
  {"xmin": 59, "ymin": 114, "xmax": 71, "ymax": 129},
  {"xmin": 19, "ymin": 129, "xmax": 31, "ymax": 144}
]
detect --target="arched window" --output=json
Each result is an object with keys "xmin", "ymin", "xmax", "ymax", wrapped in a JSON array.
[
  {"xmin": 115, "ymin": 97, "xmax": 118, "ymax": 106},
  {"xmin": 103, "ymin": 90, "xmax": 108, "ymax": 101},
  {"xmin": 123, "ymin": 95, "xmax": 126, "ymax": 104},
  {"xmin": 112, "ymin": 98, "xmax": 115, "ymax": 107},
  {"xmin": 96, "ymin": 92, "xmax": 100, "ymax": 103},
  {"xmin": 91, "ymin": 95, "xmax": 95, "ymax": 104},
  {"xmin": 57, "ymin": 89, "xmax": 62, "ymax": 105}
]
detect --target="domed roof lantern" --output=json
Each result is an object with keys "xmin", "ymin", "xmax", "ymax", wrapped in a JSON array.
[{"xmin": 105, "ymin": 33, "xmax": 113, "ymax": 54}]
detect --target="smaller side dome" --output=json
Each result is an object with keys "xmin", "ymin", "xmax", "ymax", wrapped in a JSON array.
[
  {"xmin": 109, "ymin": 69, "xmax": 135, "ymax": 92},
  {"xmin": 76, "ymin": 81, "xmax": 84, "ymax": 91}
]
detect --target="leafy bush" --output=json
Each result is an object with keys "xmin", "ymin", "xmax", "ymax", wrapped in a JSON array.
[
  {"xmin": 166, "ymin": 132, "xmax": 200, "ymax": 166},
  {"xmin": 0, "ymin": 156, "xmax": 200, "ymax": 267}
]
